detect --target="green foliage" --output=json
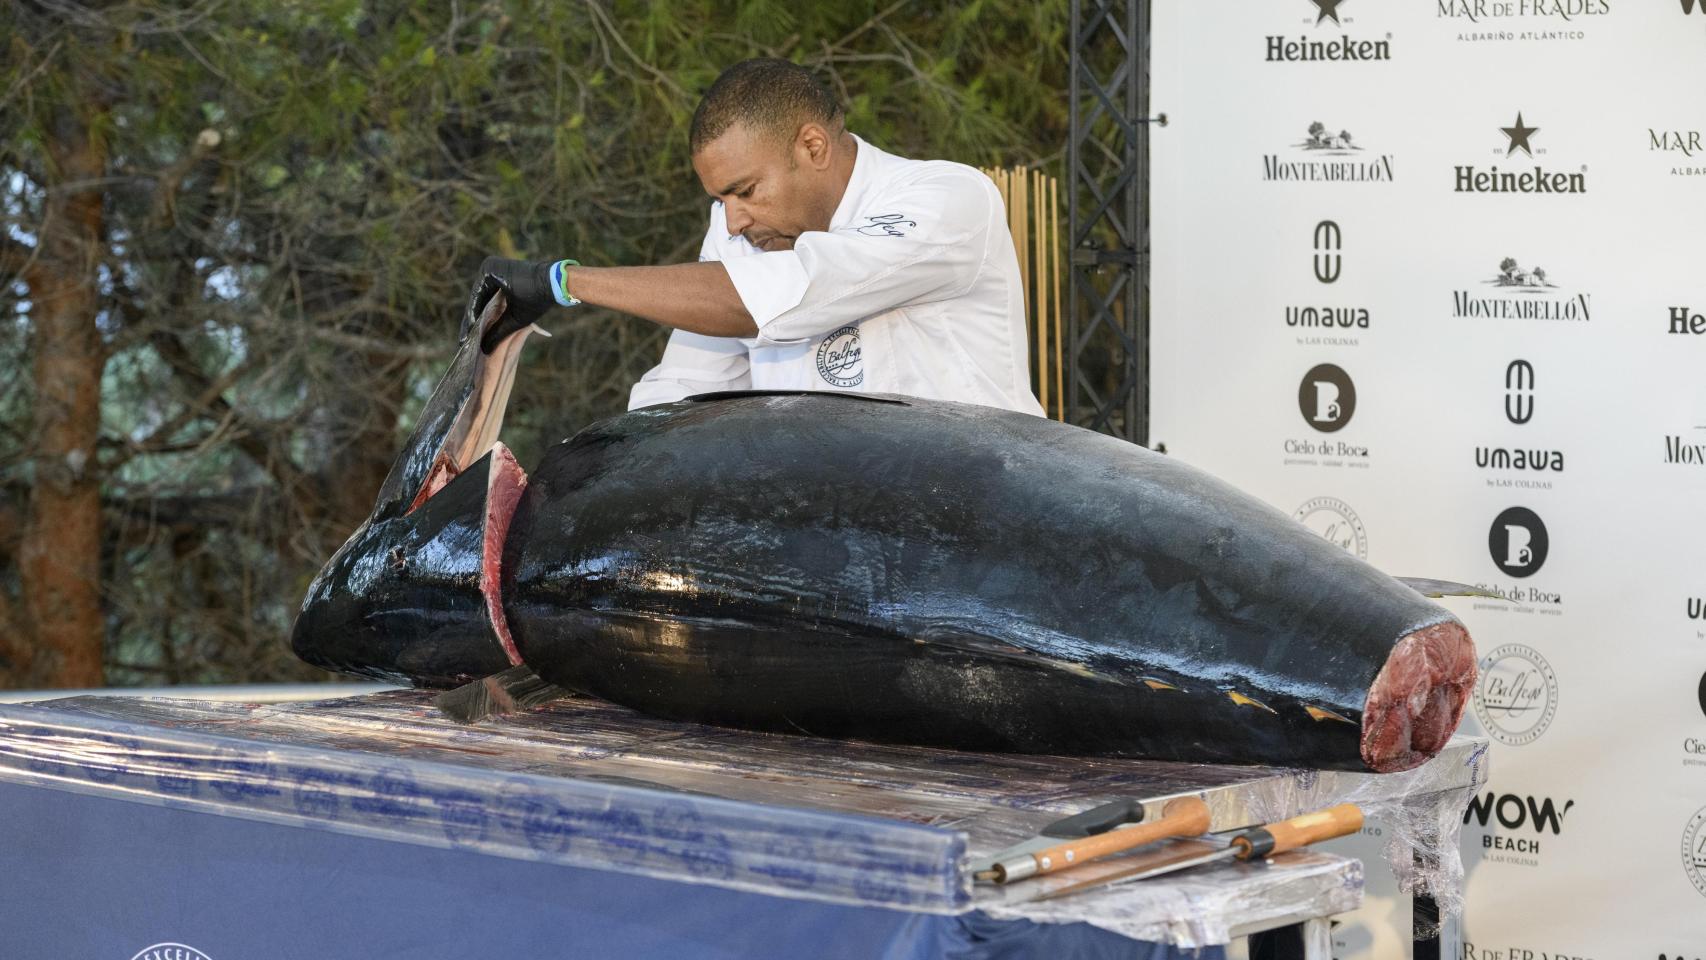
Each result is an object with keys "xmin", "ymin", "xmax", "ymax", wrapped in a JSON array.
[{"xmin": 0, "ymin": 0, "xmax": 1068, "ymax": 685}]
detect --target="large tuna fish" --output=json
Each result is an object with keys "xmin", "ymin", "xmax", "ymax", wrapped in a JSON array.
[{"xmin": 292, "ymin": 294, "xmax": 1477, "ymax": 773}]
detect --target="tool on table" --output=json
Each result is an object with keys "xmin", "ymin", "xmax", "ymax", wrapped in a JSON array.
[
  {"xmin": 969, "ymin": 797, "xmax": 1150, "ymax": 881},
  {"xmin": 435, "ymin": 664, "xmax": 576, "ymax": 723},
  {"xmin": 976, "ymin": 795, "xmax": 1212, "ymax": 884},
  {"xmin": 1035, "ymin": 802, "xmax": 1364, "ymax": 901}
]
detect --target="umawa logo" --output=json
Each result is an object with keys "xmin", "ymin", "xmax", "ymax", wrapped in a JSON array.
[
  {"xmin": 1436, "ymin": 0, "xmax": 1609, "ymax": 44},
  {"xmin": 1478, "ymin": 359, "xmax": 1562, "ymax": 491},
  {"xmin": 1452, "ymin": 257, "xmax": 1590, "ymax": 324},
  {"xmin": 1463, "ymin": 789, "xmax": 1574, "ymax": 865},
  {"xmin": 1455, "ymin": 112, "xmax": 1587, "ymax": 195},
  {"xmin": 1266, "ymin": 0, "xmax": 1392, "ymax": 63},
  {"xmin": 1288, "ymin": 220, "xmax": 1367, "ymax": 347},
  {"xmin": 1649, "ymin": 128, "xmax": 1706, "ymax": 179},
  {"xmin": 1264, "ymin": 121, "xmax": 1394, "ymax": 183}
]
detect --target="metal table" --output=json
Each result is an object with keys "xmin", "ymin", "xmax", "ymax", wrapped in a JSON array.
[{"xmin": 0, "ymin": 691, "xmax": 1484, "ymax": 956}]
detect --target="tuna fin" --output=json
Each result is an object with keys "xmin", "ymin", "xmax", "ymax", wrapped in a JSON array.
[
  {"xmin": 913, "ymin": 630, "xmax": 1116, "ymax": 683},
  {"xmin": 1395, "ymin": 577, "xmax": 1508, "ymax": 600},
  {"xmin": 435, "ymin": 665, "xmax": 576, "ymax": 723},
  {"xmin": 1305, "ymin": 705, "xmax": 1357, "ymax": 724},
  {"xmin": 1141, "ymin": 678, "xmax": 1181, "ymax": 692},
  {"xmin": 1226, "ymin": 690, "xmax": 1277, "ymax": 713}
]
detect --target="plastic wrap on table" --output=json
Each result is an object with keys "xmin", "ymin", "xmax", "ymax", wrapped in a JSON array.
[{"xmin": 0, "ymin": 690, "xmax": 1485, "ymax": 946}]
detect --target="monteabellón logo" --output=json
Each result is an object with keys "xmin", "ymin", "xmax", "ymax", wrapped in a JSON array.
[
  {"xmin": 1453, "ymin": 257, "xmax": 1590, "ymax": 323},
  {"xmin": 1266, "ymin": 0, "xmax": 1392, "ymax": 62},
  {"xmin": 1265, "ymin": 121, "xmax": 1394, "ymax": 183},
  {"xmin": 1473, "ymin": 644, "xmax": 1559, "ymax": 747},
  {"xmin": 1664, "ymin": 431, "xmax": 1706, "ymax": 467},
  {"xmin": 1649, "ymin": 128, "xmax": 1705, "ymax": 178},
  {"xmin": 1436, "ymin": 0, "xmax": 1609, "ymax": 44},
  {"xmin": 1293, "ymin": 496, "xmax": 1367, "ymax": 558},
  {"xmin": 1455, "ymin": 112, "xmax": 1587, "ymax": 195}
]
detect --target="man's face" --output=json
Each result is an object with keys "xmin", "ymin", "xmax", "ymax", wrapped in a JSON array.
[{"xmin": 693, "ymin": 122, "xmax": 831, "ymax": 252}]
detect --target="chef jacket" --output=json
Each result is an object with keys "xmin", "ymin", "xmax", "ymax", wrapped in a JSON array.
[{"xmin": 628, "ymin": 135, "xmax": 1046, "ymax": 417}]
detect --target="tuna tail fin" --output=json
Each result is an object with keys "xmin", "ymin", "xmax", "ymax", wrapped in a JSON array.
[
  {"xmin": 370, "ymin": 286, "xmax": 539, "ymax": 523},
  {"xmin": 1395, "ymin": 577, "xmax": 1507, "ymax": 601},
  {"xmin": 435, "ymin": 664, "xmax": 576, "ymax": 723}
]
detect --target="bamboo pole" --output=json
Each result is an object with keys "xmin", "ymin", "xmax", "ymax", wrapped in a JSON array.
[
  {"xmin": 1033, "ymin": 168, "xmax": 1048, "ymax": 414},
  {"xmin": 1050, "ymin": 175, "xmax": 1063, "ymax": 421}
]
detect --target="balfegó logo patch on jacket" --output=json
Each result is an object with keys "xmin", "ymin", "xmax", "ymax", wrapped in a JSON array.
[{"xmin": 816, "ymin": 326, "xmax": 864, "ymax": 387}]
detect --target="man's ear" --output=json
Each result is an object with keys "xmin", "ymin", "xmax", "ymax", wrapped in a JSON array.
[{"xmin": 795, "ymin": 121, "xmax": 834, "ymax": 171}]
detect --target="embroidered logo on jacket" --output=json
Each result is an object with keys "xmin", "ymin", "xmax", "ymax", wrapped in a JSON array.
[
  {"xmin": 855, "ymin": 213, "xmax": 916, "ymax": 237},
  {"xmin": 816, "ymin": 326, "xmax": 864, "ymax": 387}
]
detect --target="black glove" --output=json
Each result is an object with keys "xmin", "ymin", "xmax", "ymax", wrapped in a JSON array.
[{"xmin": 460, "ymin": 257, "xmax": 562, "ymax": 353}]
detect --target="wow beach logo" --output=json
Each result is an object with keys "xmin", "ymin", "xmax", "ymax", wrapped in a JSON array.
[{"xmin": 1264, "ymin": 121, "xmax": 1393, "ymax": 183}]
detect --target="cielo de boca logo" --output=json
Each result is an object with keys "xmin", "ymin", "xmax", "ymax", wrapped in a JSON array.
[
  {"xmin": 130, "ymin": 945, "xmax": 214, "ymax": 960},
  {"xmin": 1649, "ymin": 127, "xmax": 1705, "ymax": 179},
  {"xmin": 1455, "ymin": 112, "xmax": 1586, "ymax": 195},
  {"xmin": 1487, "ymin": 506, "xmax": 1549, "ymax": 578},
  {"xmin": 1685, "ymin": 670, "xmax": 1706, "ymax": 769},
  {"xmin": 1436, "ymin": 0, "xmax": 1609, "ymax": 44},
  {"xmin": 1684, "ymin": 805, "xmax": 1706, "ymax": 898},
  {"xmin": 815, "ymin": 325, "xmax": 863, "ymax": 388},
  {"xmin": 1293, "ymin": 497, "xmax": 1367, "ymax": 558},
  {"xmin": 1473, "ymin": 644, "xmax": 1559, "ymax": 747},
  {"xmin": 1264, "ymin": 120, "xmax": 1393, "ymax": 183},
  {"xmin": 1289, "ymin": 220, "xmax": 1366, "ymax": 348},
  {"xmin": 1266, "ymin": 0, "xmax": 1392, "ymax": 63},
  {"xmin": 1296, "ymin": 363, "xmax": 1355, "ymax": 432},
  {"xmin": 1452, "ymin": 256, "xmax": 1590, "ymax": 324}
]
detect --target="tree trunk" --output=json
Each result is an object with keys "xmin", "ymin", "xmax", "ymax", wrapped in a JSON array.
[{"xmin": 17, "ymin": 99, "xmax": 110, "ymax": 687}]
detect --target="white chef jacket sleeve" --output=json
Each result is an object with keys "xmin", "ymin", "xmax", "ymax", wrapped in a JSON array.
[
  {"xmin": 628, "ymin": 209, "xmax": 754, "ymax": 410},
  {"xmin": 719, "ymin": 168, "xmax": 997, "ymax": 346}
]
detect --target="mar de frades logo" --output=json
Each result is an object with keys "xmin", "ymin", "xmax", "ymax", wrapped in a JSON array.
[
  {"xmin": 1452, "ymin": 256, "xmax": 1590, "ymax": 324},
  {"xmin": 1489, "ymin": 506, "xmax": 1549, "ymax": 577},
  {"xmin": 130, "ymin": 946, "xmax": 214, "ymax": 960},
  {"xmin": 1266, "ymin": 0, "xmax": 1392, "ymax": 63},
  {"xmin": 1436, "ymin": 0, "xmax": 1609, "ymax": 44},
  {"xmin": 1473, "ymin": 643, "xmax": 1559, "ymax": 746},
  {"xmin": 1264, "ymin": 121, "xmax": 1393, "ymax": 183},
  {"xmin": 815, "ymin": 326, "xmax": 863, "ymax": 388},
  {"xmin": 1297, "ymin": 363, "xmax": 1356, "ymax": 432},
  {"xmin": 1455, "ymin": 112, "xmax": 1587, "ymax": 195},
  {"xmin": 1293, "ymin": 496, "xmax": 1367, "ymax": 558},
  {"xmin": 1649, "ymin": 128, "xmax": 1705, "ymax": 179}
]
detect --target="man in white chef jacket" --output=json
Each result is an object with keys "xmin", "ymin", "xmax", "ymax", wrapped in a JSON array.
[{"xmin": 466, "ymin": 58, "xmax": 1044, "ymax": 417}]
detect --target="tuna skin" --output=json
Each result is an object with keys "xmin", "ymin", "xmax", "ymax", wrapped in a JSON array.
[{"xmin": 291, "ymin": 314, "xmax": 1475, "ymax": 772}]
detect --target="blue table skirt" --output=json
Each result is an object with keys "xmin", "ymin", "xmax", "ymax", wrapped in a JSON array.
[{"xmin": 0, "ymin": 782, "xmax": 1218, "ymax": 960}]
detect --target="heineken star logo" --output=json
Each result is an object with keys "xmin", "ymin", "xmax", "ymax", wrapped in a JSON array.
[
  {"xmin": 1311, "ymin": 0, "xmax": 1345, "ymax": 25},
  {"xmin": 1502, "ymin": 113, "xmax": 1539, "ymax": 157}
]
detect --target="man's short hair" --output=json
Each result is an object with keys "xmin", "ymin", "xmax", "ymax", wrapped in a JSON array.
[{"xmin": 689, "ymin": 58, "xmax": 843, "ymax": 154}]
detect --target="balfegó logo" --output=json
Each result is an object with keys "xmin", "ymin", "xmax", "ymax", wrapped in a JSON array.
[
  {"xmin": 1293, "ymin": 496, "xmax": 1367, "ymax": 558},
  {"xmin": 1473, "ymin": 644, "xmax": 1558, "ymax": 746},
  {"xmin": 1683, "ymin": 806, "xmax": 1706, "ymax": 898},
  {"xmin": 815, "ymin": 326, "xmax": 863, "ymax": 388},
  {"xmin": 130, "ymin": 946, "xmax": 214, "ymax": 960}
]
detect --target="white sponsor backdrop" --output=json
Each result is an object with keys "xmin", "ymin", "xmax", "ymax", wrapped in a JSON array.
[{"xmin": 1150, "ymin": 1, "xmax": 1706, "ymax": 956}]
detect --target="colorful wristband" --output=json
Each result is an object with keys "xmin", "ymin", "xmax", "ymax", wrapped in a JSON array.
[{"xmin": 549, "ymin": 259, "xmax": 581, "ymax": 307}]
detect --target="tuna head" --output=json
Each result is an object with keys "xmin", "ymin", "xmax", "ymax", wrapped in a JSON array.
[{"xmin": 289, "ymin": 285, "xmax": 538, "ymax": 686}]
